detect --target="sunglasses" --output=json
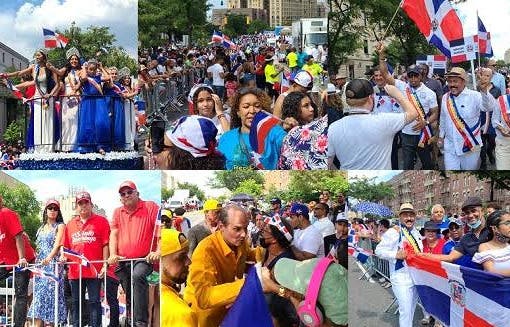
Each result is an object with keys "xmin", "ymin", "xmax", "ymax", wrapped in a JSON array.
[
  {"xmin": 47, "ymin": 206, "xmax": 59, "ymax": 211},
  {"xmin": 119, "ymin": 189, "xmax": 135, "ymax": 197}
]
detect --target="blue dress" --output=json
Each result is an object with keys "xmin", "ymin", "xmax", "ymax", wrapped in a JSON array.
[
  {"xmin": 27, "ymin": 223, "xmax": 67, "ymax": 323},
  {"xmin": 75, "ymin": 74, "xmax": 111, "ymax": 153},
  {"xmin": 104, "ymin": 82, "xmax": 125, "ymax": 150}
]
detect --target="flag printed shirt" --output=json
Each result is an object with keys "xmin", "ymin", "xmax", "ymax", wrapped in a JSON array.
[
  {"xmin": 0, "ymin": 207, "xmax": 36, "ymax": 267},
  {"xmin": 63, "ymin": 214, "xmax": 110, "ymax": 279}
]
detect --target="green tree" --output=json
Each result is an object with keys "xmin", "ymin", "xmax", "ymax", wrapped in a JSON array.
[
  {"xmin": 286, "ymin": 171, "xmax": 348, "ymax": 203},
  {"xmin": 233, "ymin": 179, "xmax": 264, "ymax": 198},
  {"xmin": 176, "ymin": 182, "xmax": 206, "ymax": 201},
  {"xmin": 211, "ymin": 168, "xmax": 264, "ymax": 191},
  {"xmin": 0, "ymin": 183, "xmax": 41, "ymax": 247},
  {"xmin": 247, "ymin": 19, "xmax": 270, "ymax": 35},
  {"xmin": 161, "ymin": 187, "xmax": 174, "ymax": 202},
  {"xmin": 349, "ymin": 177, "xmax": 394, "ymax": 202},
  {"xmin": 3, "ymin": 121, "xmax": 23, "ymax": 146},
  {"xmin": 223, "ymin": 14, "xmax": 249, "ymax": 37}
]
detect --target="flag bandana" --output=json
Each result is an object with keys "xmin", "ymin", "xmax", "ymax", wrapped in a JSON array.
[
  {"xmin": 406, "ymin": 254, "xmax": 510, "ymax": 326},
  {"xmin": 405, "ymin": 87, "xmax": 433, "ymax": 147},
  {"xmin": 446, "ymin": 94, "xmax": 480, "ymax": 153},
  {"xmin": 497, "ymin": 94, "xmax": 510, "ymax": 129},
  {"xmin": 263, "ymin": 214, "xmax": 293, "ymax": 241}
]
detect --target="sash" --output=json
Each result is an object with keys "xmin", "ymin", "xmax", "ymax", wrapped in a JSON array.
[
  {"xmin": 34, "ymin": 64, "xmax": 50, "ymax": 110},
  {"xmin": 394, "ymin": 225, "xmax": 421, "ymax": 271},
  {"xmin": 497, "ymin": 94, "xmax": 510, "ymax": 128},
  {"xmin": 86, "ymin": 76, "xmax": 103, "ymax": 95},
  {"xmin": 405, "ymin": 87, "xmax": 433, "ymax": 147},
  {"xmin": 445, "ymin": 93, "xmax": 480, "ymax": 153}
]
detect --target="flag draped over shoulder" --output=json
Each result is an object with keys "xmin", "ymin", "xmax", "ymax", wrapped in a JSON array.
[
  {"xmin": 401, "ymin": 0, "xmax": 464, "ymax": 58},
  {"xmin": 406, "ymin": 254, "xmax": 510, "ymax": 327},
  {"xmin": 221, "ymin": 266, "xmax": 273, "ymax": 327},
  {"xmin": 43, "ymin": 28, "xmax": 69, "ymax": 48}
]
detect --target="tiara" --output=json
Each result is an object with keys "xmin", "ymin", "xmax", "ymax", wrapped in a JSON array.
[
  {"xmin": 34, "ymin": 48, "xmax": 48, "ymax": 56},
  {"xmin": 66, "ymin": 47, "xmax": 80, "ymax": 60},
  {"xmin": 118, "ymin": 67, "xmax": 131, "ymax": 78}
]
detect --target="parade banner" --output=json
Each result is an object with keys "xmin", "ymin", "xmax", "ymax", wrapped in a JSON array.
[
  {"xmin": 406, "ymin": 254, "xmax": 510, "ymax": 327},
  {"xmin": 416, "ymin": 55, "xmax": 447, "ymax": 77},
  {"xmin": 450, "ymin": 36, "xmax": 477, "ymax": 64}
]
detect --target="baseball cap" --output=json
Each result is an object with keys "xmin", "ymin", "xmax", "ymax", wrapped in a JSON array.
[
  {"xmin": 445, "ymin": 67, "xmax": 467, "ymax": 81},
  {"xmin": 398, "ymin": 203, "xmax": 415, "ymax": 215},
  {"xmin": 76, "ymin": 191, "xmax": 91, "ymax": 204},
  {"xmin": 461, "ymin": 196, "xmax": 482, "ymax": 210},
  {"xmin": 345, "ymin": 79, "xmax": 373, "ymax": 99},
  {"xmin": 304, "ymin": 54, "xmax": 314, "ymax": 61},
  {"xmin": 45, "ymin": 199, "xmax": 60, "ymax": 209},
  {"xmin": 292, "ymin": 70, "xmax": 313, "ymax": 89},
  {"xmin": 161, "ymin": 209, "xmax": 173, "ymax": 219},
  {"xmin": 448, "ymin": 218, "xmax": 462, "ymax": 229},
  {"xmin": 161, "ymin": 229, "xmax": 189, "ymax": 256},
  {"xmin": 270, "ymin": 197, "xmax": 282, "ymax": 205},
  {"xmin": 335, "ymin": 213, "xmax": 348, "ymax": 223},
  {"xmin": 289, "ymin": 203, "xmax": 309, "ymax": 217},
  {"xmin": 166, "ymin": 115, "xmax": 218, "ymax": 158},
  {"xmin": 327, "ymin": 83, "xmax": 338, "ymax": 94},
  {"xmin": 203, "ymin": 199, "xmax": 220, "ymax": 211},
  {"xmin": 274, "ymin": 258, "xmax": 348, "ymax": 326},
  {"xmin": 407, "ymin": 65, "xmax": 421, "ymax": 76},
  {"xmin": 118, "ymin": 180, "xmax": 137, "ymax": 192}
]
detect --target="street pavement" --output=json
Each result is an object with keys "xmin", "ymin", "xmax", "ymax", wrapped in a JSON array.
[{"xmin": 349, "ymin": 257, "xmax": 426, "ymax": 327}]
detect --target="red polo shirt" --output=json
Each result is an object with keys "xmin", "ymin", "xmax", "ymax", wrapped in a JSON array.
[
  {"xmin": 0, "ymin": 207, "xmax": 36, "ymax": 268},
  {"xmin": 111, "ymin": 200, "xmax": 159, "ymax": 259},
  {"xmin": 63, "ymin": 214, "xmax": 110, "ymax": 280}
]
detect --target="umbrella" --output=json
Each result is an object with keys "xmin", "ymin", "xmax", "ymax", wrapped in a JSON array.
[
  {"xmin": 230, "ymin": 193, "xmax": 255, "ymax": 202},
  {"xmin": 353, "ymin": 202, "xmax": 393, "ymax": 217}
]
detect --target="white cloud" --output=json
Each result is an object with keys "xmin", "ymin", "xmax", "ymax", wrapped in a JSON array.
[
  {"xmin": 348, "ymin": 170, "xmax": 401, "ymax": 183},
  {"xmin": 28, "ymin": 178, "xmax": 69, "ymax": 202},
  {"xmin": 0, "ymin": 0, "xmax": 137, "ymax": 60}
]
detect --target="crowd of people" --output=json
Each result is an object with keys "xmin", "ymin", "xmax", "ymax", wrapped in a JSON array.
[
  {"xmin": 349, "ymin": 198, "xmax": 510, "ymax": 326},
  {"xmin": 0, "ymin": 181, "xmax": 160, "ymax": 327},
  {"xmin": 0, "ymin": 48, "xmax": 139, "ymax": 154},
  {"xmin": 328, "ymin": 43, "xmax": 510, "ymax": 170},
  {"xmin": 160, "ymin": 190, "xmax": 348, "ymax": 327}
]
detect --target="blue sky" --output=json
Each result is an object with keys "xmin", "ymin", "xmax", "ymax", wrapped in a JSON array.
[
  {"xmin": 0, "ymin": 0, "xmax": 137, "ymax": 60},
  {"xmin": 348, "ymin": 170, "xmax": 401, "ymax": 184},
  {"xmin": 3, "ymin": 170, "xmax": 161, "ymax": 218}
]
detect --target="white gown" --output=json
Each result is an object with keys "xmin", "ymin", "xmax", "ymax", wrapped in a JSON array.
[
  {"xmin": 33, "ymin": 65, "xmax": 54, "ymax": 153},
  {"xmin": 60, "ymin": 70, "xmax": 80, "ymax": 151}
]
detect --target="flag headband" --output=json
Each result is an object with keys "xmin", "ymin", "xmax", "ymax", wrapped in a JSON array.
[{"xmin": 263, "ymin": 215, "xmax": 293, "ymax": 242}]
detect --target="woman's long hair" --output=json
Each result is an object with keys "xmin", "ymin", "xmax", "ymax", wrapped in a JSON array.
[{"xmin": 166, "ymin": 146, "xmax": 225, "ymax": 170}]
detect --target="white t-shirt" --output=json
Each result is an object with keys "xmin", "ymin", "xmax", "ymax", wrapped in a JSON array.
[
  {"xmin": 293, "ymin": 225, "xmax": 325, "ymax": 258},
  {"xmin": 312, "ymin": 217, "xmax": 336, "ymax": 238},
  {"xmin": 327, "ymin": 111, "xmax": 407, "ymax": 169},
  {"xmin": 395, "ymin": 80, "xmax": 437, "ymax": 136},
  {"xmin": 207, "ymin": 63, "xmax": 225, "ymax": 86}
]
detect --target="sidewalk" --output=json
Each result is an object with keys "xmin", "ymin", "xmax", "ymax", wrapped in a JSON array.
[{"xmin": 349, "ymin": 257, "xmax": 425, "ymax": 326}]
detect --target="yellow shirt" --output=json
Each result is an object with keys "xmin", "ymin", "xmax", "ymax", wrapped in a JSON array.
[
  {"xmin": 183, "ymin": 231, "xmax": 257, "ymax": 327},
  {"xmin": 264, "ymin": 64, "xmax": 279, "ymax": 84},
  {"xmin": 286, "ymin": 52, "xmax": 298, "ymax": 68},
  {"xmin": 161, "ymin": 283, "xmax": 198, "ymax": 327},
  {"xmin": 302, "ymin": 63, "xmax": 323, "ymax": 77}
]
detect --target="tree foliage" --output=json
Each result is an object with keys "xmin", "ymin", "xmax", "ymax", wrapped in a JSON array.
[
  {"xmin": 177, "ymin": 182, "xmax": 206, "ymax": 201},
  {"xmin": 247, "ymin": 19, "xmax": 270, "ymax": 35},
  {"xmin": 0, "ymin": 183, "xmax": 41, "ymax": 246},
  {"xmin": 3, "ymin": 121, "xmax": 23, "ymax": 146},
  {"xmin": 349, "ymin": 177, "xmax": 394, "ymax": 202},
  {"xmin": 161, "ymin": 187, "xmax": 174, "ymax": 202},
  {"xmin": 139, "ymin": 0, "xmax": 210, "ymax": 47},
  {"xmin": 286, "ymin": 171, "xmax": 348, "ymax": 203},
  {"xmin": 233, "ymin": 179, "xmax": 264, "ymax": 198},
  {"xmin": 211, "ymin": 168, "xmax": 264, "ymax": 191},
  {"xmin": 223, "ymin": 14, "xmax": 249, "ymax": 37}
]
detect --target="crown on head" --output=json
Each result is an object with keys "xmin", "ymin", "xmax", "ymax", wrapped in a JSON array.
[{"xmin": 66, "ymin": 47, "xmax": 80, "ymax": 60}]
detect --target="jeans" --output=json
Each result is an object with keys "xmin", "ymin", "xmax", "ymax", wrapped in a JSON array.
[
  {"xmin": 106, "ymin": 276, "xmax": 120, "ymax": 327},
  {"xmin": 69, "ymin": 278, "xmax": 101, "ymax": 327},
  {"xmin": 401, "ymin": 133, "xmax": 433, "ymax": 169},
  {"xmin": 212, "ymin": 85, "xmax": 225, "ymax": 100},
  {"xmin": 115, "ymin": 261, "xmax": 152, "ymax": 326}
]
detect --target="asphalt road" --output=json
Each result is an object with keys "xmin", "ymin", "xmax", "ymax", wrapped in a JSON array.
[{"xmin": 349, "ymin": 257, "xmax": 426, "ymax": 327}]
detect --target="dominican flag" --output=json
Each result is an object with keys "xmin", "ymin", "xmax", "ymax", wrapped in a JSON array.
[
  {"xmin": 63, "ymin": 248, "xmax": 92, "ymax": 267},
  {"xmin": 407, "ymin": 254, "xmax": 510, "ymax": 326},
  {"xmin": 16, "ymin": 266, "xmax": 60, "ymax": 283},
  {"xmin": 221, "ymin": 265, "xmax": 273, "ymax": 327},
  {"xmin": 222, "ymin": 34, "xmax": 237, "ymax": 50},
  {"xmin": 43, "ymin": 28, "xmax": 69, "ymax": 48},
  {"xmin": 4, "ymin": 78, "xmax": 25, "ymax": 101},
  {"xmin": 416, "ymin": 55, "xmax": 447, "ymax": 77},
  {"xmin": 347, "ymin": 245, "xmax": 372, "ymax": 264},
  {"xmin": 249, "ymin": 110, "xmax": 280, "ymax": 154},
  {"xmin": 401, "ymin": 0, "xmax": 464, "ymax": 58},
  {"xmin": 477, "ymin": 16, "xmax": 493, "ymax": 57},
  {"xmin": 211, "ymin": 30, "xmax": 224, "ymax": 43}
]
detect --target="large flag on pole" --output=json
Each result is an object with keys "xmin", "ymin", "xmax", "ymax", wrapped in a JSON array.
[
  {"xmin": 406, "ymin": 254, "xmax": 510, "ymax": 326},
  {"xmin": 43, "ymin": 28, "xmax": 69, "ymax": 48},
  {"xmin": 477, "ymin": 16, "xmax": 493, "ymax": 57},
  {"xmin": 401, "ymin": 0, "xmax": 464, "ymax": 58}
]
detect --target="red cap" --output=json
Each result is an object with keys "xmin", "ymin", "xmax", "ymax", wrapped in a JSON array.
[
  {"xmin": 76, "ymin": 191, "xmax": 92, "ymax": 203},
  {"xmin": 45, "ymin": 199, "xmax": 60, "ymax": 209},
  {"xmin": 118, "ymin": 180, "xmax": 137, "ymax": 192}
]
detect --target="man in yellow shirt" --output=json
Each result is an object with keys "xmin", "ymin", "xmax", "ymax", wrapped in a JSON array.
[
  {"xmin": 264, "ymin": 55, "xmax": 284, "ymax": 100},
  {"xmin": 302, "ymin": 55, "xmax": 324, "ymax": 78},
  {"xmin": 286, "ymin": 47, "xmax": 298, "ymax": 74},
  {"xmin": 183, "ymin": 204, "xmax": 258, "ymax": 327},
  {"xmin": 161, "ymin": 229, "xmax": 197, "ymax": 326}
]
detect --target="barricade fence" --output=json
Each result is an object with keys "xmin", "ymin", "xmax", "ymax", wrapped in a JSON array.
[
  {"xmin": 0, "ymin": 257, "xmax": 158, "ymax": 327},
  {"xmin": 24, "ymin": 95, "xmax": 137, "ymax": 153}
]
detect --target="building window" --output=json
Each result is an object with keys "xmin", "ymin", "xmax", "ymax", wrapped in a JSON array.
[{"xmin": 363, "ymin": 40, "xmax": 368, "ymax": 54}]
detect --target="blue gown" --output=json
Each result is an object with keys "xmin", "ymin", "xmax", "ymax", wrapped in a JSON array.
[
  {"xmin": 75, "ymin": 74, "xmax": 111, "ymax": 153},
  {"xmin": 104, "ymin": 82, "xmax": 125, "ymax": 150},
  {"xmin": 27, "ymin": 223, "xmax": 67, "ymax": 323}
]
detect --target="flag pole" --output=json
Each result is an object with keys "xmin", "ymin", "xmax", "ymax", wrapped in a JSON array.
[
  {"xmin": 476, "ymin": 10, "xmax": 481, "ymax": 68},
  {"xmin": 380, "ymin": 0, "xmax": 404, "ymax": 40},
  {"xmin": 470, "ymin": 59, "xmax": 477, "ymax": 90}
]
